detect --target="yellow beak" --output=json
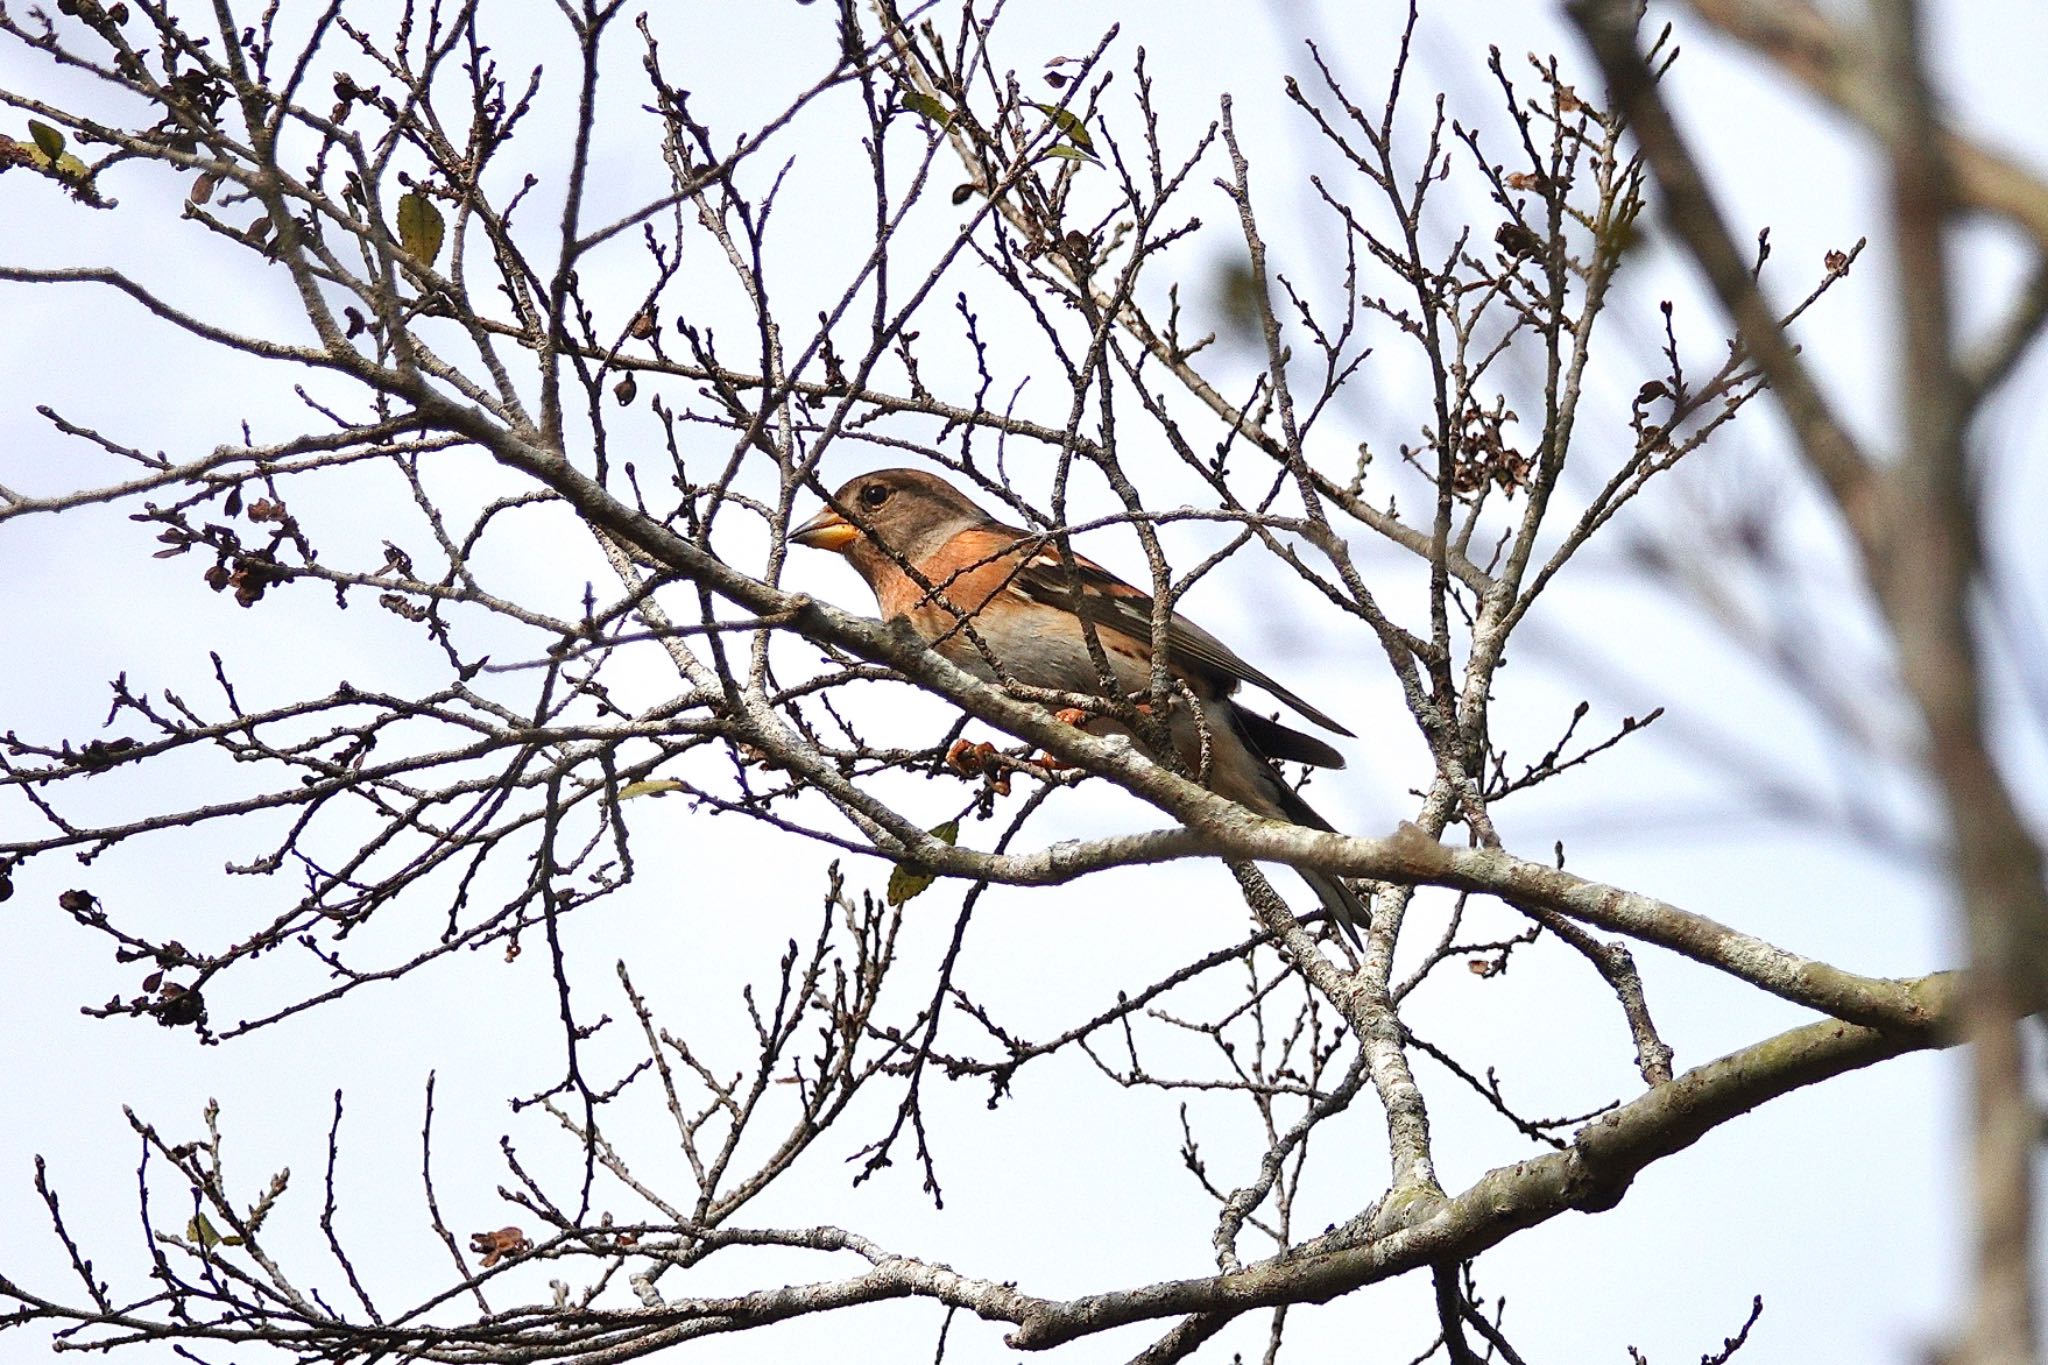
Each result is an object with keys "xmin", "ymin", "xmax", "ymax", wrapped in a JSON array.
[{"xmin": 791, "ymin": 506, "xmax": 860, "ymax": 552}]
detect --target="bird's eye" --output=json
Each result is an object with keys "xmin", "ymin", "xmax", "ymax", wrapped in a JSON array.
[{"xmin": 858, "ymin": 483, "xmax": 891, "ymax": 508}]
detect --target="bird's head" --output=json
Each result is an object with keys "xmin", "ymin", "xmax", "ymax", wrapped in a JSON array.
[{"xmin": 791, "ymin": 468, "xmax": 995, "ymax": 570}]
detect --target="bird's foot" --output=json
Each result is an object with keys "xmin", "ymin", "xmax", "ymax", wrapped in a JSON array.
[{"xmin": 1031, "ymin": 711, "xmax": 1094, "ymax": 773}]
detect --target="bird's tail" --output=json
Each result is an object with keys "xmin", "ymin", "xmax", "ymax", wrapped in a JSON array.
[
  {"xmin": 1304, "ymin": 869, "xmax": 1368, "ymax": 949},
  {"xmin": 1257, "ymin": 768, "xmax": 1367, "ymax": 949}
]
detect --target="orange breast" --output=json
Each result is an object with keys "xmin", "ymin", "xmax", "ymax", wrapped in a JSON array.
[{"xmin": 871, "ymin": 546, "xmax": 1027, "ymax": 632}]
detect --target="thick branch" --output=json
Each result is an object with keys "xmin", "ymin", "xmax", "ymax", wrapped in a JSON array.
[
  {"xmin": 1875, "ymin": 5, "xmax": 2044, "ymax": 1361},
  {"xmin": 1005, "ymin": 988, "xmax": 1958, "ymax": 1348}
]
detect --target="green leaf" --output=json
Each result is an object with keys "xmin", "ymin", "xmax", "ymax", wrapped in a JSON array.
[
  {"xmin": 1038, "ymin": 145, "xmax": 1092, "ymax": 163},
  {"xmin": 395, "ymin": 190, "xmax": 444, "ymax": 267},
  {"xmin": 886, "ymin": 819, "xmax": 960, "ymax": 906},
  {"xmin": 186, "ymin": 1213, "xmax": 241, "ymax": 1249},
  {"xmin": 900, "ymin": 91, "xmax": 953, "ymax": 129},
  {"xmin": 617, "ymin": 779, "xmax": 686, "ymax": 800},
  {"xmin": 1031, "ymin": 102, "xmax": 1094, "ymax": 153},
  {"xmin": 27, "ymin": 119, "xmax": 65, "ymax": 161},
  {"xmin": 17, "ymin": 122, "xmax": 88, "ymax": 181}
]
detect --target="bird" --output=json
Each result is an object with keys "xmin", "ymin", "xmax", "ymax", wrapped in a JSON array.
[{"xmin": 790, "ymin": 467, "xmax": 1365, "ymax": 944}]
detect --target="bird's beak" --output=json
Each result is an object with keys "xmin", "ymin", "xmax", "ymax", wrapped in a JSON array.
[{"xmin": 790, "ymin": 506, "xmax": 860, "ymax": 552}]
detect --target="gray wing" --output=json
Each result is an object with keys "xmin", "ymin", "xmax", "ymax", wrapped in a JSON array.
[{"xmin": 1008, "ymin": 545, "xmax": 1356, "ymax": 741}]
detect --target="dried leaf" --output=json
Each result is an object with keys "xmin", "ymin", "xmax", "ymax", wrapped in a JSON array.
[
  {"xmin": 1495, "ymin": 221, "xmax": 1543, "ymax": 261},
  {"xmin": 469, "ymin": 1226, "xmax": 531, "ymax": 1268},
  {"xmin": 378, "ymin": 592, "xmax": 428, "ymax": 622}
]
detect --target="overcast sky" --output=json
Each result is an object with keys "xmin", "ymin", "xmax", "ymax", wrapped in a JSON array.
[{"xmin": 2, "ymin": 2, "xmax": 2044, "ymax": 1361}]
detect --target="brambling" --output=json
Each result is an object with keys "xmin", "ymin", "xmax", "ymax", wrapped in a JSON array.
[{"xmin": 792, "ymin": 468, "xmax": 1365, "ymax": 943}]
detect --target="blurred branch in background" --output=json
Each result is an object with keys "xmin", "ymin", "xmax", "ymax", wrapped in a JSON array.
[{"xmin": 1575, "ymin": 4, "xmax": 2047, "ymax": 1365}]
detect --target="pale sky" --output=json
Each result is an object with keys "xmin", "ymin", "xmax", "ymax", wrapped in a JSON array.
[{"xmin": 2, "ymin": 2, "xmax": 2043, "ymax": 1361}]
